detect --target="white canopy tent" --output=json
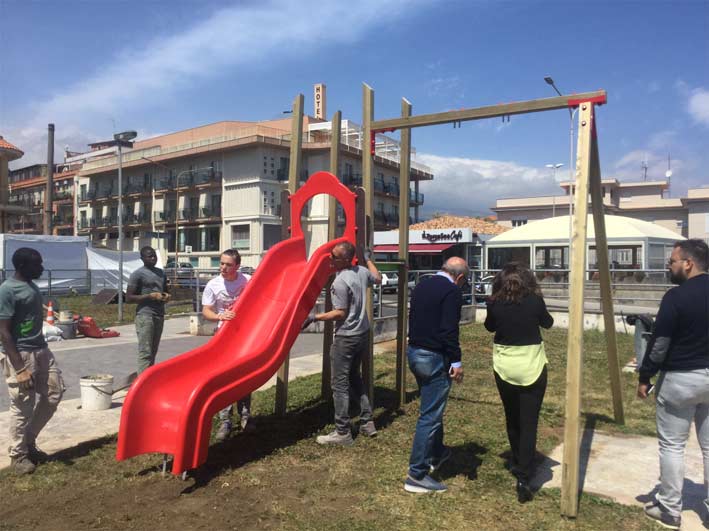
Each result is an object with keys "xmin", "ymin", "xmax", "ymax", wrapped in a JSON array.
[{"xmin": 485, "ymin": 214, "xmax": 683, "ymax": 272}]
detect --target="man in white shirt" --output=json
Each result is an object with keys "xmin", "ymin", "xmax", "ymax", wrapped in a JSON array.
[{"xmin": 202, "ymin": 249, "xmax": 252, "ymax": 442}]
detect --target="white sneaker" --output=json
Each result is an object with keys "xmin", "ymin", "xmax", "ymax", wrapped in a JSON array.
[{"xmin": 316, "ymin": 430, "xmax": 354, "ymax": 446}]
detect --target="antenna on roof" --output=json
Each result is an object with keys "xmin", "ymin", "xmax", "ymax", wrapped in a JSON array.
[{"xmin": 641, "ymin": 154, "xmax": 648, "ymax": 182}]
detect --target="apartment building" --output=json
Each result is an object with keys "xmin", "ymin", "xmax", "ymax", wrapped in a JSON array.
[
  {"xmin": 7, "ymin": 163, "xmax": 77, "ymax": 236},
  {"xmin": 75, "ymin": 117, "xmax": 432, "ymax": 268},
  {"xmin": 492, "ymin": 179, "xmax": 709, "ymax": 240}
]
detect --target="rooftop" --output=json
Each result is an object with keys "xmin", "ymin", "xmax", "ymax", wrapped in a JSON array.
[
  {"xmin": 488, "ymin": 214, "xmax": 683, "ymax": 244},
  {"xmin": 410, "ymin": 215, "xmax": 509, "ymax": 235},
  {"xmin": 0, "ymin": 136, "xmax": 24, "ymax": 161}
]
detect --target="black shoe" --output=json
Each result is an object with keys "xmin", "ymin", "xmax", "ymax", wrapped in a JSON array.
[
  {"xmin": 516, "ymin": 480, "xmax": 534, "ymax": 503},
  {"xmin": 644, "ymin": 501, "xmax": 681, "ymax": 530}
]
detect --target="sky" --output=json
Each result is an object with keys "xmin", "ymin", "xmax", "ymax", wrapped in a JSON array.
[{"xmin": 1, "ymin": 0, "xmax": 708, "ymax": 217}]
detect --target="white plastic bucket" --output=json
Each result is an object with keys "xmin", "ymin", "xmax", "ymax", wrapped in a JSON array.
[
  {"xmin": 79, "ymin": 374, "xmax": 114, "ymax": 411},
  {"xmin": 58, "ymin": 311, "xmax": 73, "ymax": 321}
]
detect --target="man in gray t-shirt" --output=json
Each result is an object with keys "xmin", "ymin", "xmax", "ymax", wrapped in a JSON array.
[
  {"xmin": 126, "ymin": 246, "xmax": 170, "ymax": 373},
  {"xmin": 308, "ymin": 241, "xmax": 382, "ymax": 446},
  {"xmin": 0, "ymin": 248, "xmax": 64, "ymax": 475}
]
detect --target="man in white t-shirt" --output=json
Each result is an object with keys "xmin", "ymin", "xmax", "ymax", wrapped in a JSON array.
[{"xmin": 202, "ymin": 249, "xmax": 252, "ymax": 442}]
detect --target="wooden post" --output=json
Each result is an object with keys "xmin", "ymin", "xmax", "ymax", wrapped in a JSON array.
[
  {"xmin": 560, "ymin": 102, "xmax": 593, "ymax": 517},
  {"xmin": 275, "ymin": 93, "xmax": 303, "ymax": 416},
  {"xmin": 321, "ymin": 111, "xmax": 341, "ymax": 401},
  {"xmin": 362, "ymin": 83, "xmax": 375, "ymax": 404},
  {"xmin": 395, "ymin": 98, "xmax": 412, "ymax": 409},
  {"xmin": 588, "ymin": 111, "xmax": 624, "ymax": 425}
]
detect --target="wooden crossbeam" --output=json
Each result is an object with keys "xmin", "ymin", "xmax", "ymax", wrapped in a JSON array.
[{"xmin": 371, "ymin": 90, "xmax": 606, "ymax": 132}]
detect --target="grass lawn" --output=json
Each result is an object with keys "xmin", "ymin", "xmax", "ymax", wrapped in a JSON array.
[
  {"xmin": 0, "ymin": 323, "xmax": 661, "ymax": 530},
  {"xmin": 51, "ymin": 294, "xmax": 195, "ymax": 328}
]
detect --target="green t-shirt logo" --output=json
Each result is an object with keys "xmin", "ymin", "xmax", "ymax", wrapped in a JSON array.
[{"xmin": 17, "ymin": 319, "xmax": 34, "ymax": 338}]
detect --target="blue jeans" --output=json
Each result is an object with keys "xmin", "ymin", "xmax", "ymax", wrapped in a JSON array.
[
  {"xmin": 407, "ymin": 346, "xmax": 452, "ymax": 480},
  {"xmin": 654, "ymin": 368, "xmax": 709, "ymax": 517}
]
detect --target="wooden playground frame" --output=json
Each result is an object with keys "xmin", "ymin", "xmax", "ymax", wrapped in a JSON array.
[{"xmin": 278, "ymin": 86, "xmax": 625, "ymax": 518}]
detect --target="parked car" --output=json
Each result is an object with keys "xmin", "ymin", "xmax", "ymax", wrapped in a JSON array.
[
  {"xmin": 474, "ymin": 274, "xmax": 495, "ymax": 303},
  {"xmin": 380, "ymin": 272, "xmax": 399, "ymax": 293},
  {"xmin": 164, "ymin": 261, "xmax": 197, "ymax": 288}
]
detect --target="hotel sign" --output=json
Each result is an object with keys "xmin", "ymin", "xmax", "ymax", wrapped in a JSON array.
[{"xmin": 314, "ymin": 83, "xmax": 326, "ymax": 120}]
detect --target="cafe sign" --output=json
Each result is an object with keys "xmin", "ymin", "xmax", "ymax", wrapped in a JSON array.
[{"xmin": 421, "ymin": 229, "xmax": 464, "ymax": 243}]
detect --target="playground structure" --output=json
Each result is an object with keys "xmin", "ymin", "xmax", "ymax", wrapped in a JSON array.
[
  {"xmin": 115, "ymin": 171, "xmax": 360, "ymax": 474},
  {"xmin": 118, "ymin": 84, "xmax": 624, "ymax": 518}
]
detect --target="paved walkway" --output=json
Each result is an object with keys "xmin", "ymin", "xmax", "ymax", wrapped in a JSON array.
[{"xmin": 535, "ymin": 428, "xmax": 706, "ymax": 530}]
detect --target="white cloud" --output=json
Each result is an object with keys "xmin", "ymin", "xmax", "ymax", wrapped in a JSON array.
[
  {"xmin": 688, "ymin": 87, "xmax": 709, "ymax": 126},
  {"xmin": 415, "ymin": 153, "xmax": 561, "ymax": 217},
  {"xmin": 8, "ymin": 0, "xmax": 430, "ymax": 167}
]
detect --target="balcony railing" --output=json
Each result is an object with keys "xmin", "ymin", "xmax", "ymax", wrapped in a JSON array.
[
  {"xmin": 96, "ymin": 189, "xmax": 115, "ymax": 200},
  {"xmin": 80, "ymin": 190, "xmax": 97, "ymax": 201},
  {"xmin": 52, "ymin": 215, "xmax": 74, "ymax": 226},
  {"xmin": 123, "ymin": 213, "xmax": 151, "ymax": 225},
  {"xmin": 53, "ymin": 191, "xmax": 73, "ymax": 201},
  {"xmin": 195, "ymin": 170, "xmax": 222, "ymax": 186},
  {"xmin": 95, "ymin": 216, "xmax": 118, "ymax": 228},
  {"xmin": 342, "ymin": 174, "xmax": 362, "ymax": 187},
  {"xmin": 409, "ymin": 190, "xmax": 424, "ymax": 204},
  {"xmin": 198, "ymin": 207, "xmax": 222, "ymax": 218},
  {"xmin": 123, "ymin": 183, "xmax": 152, "ymax": 195},
  {"xmin": 276, "ymin": 168, "xmax": 288, "ymax": 181},
  {"xmin": 11, "ymin": 221, "xmax": 37, "ymax": 230},
  {"xmin": 178, "ymin": 208, "xmax": 198, "ymax": 222},
  {"xmin": 154, "ymin": 211, "xmax": 175, "ymax": 223}
]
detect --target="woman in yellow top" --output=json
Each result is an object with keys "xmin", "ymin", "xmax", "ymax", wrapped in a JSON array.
[{"xmin": 484, "ymin": 263, "xmax": 553, "ymax": 503}]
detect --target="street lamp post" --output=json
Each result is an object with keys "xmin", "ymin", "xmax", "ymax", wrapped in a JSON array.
[
  {"xmin": 113, "ymin": 130, "xmax": 138, "ymax": 322},
  {"xmin": 546, "ymin": 163, "xmax": 564, "ymax": 217},
  {"xmin": 545, "ymin": 77, "xmax": 578, "ymax": 269}
]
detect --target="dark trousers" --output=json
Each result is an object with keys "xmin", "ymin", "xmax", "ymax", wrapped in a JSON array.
[
  {"xmin": 331, "ymin": 332, "xmax": 373, "ymax": 434},
  {"xmin": 494, "ymin": 366, "xmax": 548, "ymax": 482}
]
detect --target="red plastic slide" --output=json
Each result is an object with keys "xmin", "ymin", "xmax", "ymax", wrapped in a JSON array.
[{"xmin": 116, "ymin": 172, "xmax": 358, "ymax": 474}]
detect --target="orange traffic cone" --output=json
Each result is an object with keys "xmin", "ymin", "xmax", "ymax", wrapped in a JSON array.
[{"xmin": 46, "ymin": 301, "xmax": 55, "ymax": 325}]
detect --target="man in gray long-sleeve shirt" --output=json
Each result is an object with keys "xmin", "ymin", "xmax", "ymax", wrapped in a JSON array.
[{"xmin": 638, "ymin": 239, "xmax": 709, "ymax": 530}]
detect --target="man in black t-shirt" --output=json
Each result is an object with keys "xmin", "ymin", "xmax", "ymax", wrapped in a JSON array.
[
  {"xmin": 126, "ymin": 246, "xmax": 170, "ymax": 373},
  {"xmin": 638, "ymin": 239, "xmax": 709, "ymax": 530}
]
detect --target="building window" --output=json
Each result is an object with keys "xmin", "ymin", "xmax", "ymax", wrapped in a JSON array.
[
  {"xmin": 263, "ymin": 224, "xmax": 281, "ymax": 250},
  {"xmin": 210, "ymin": 257, "xmax": 220, "ymax": 268},
  {"xmin": 231, "ymin": 224, "xmax": 250, "ymax": 250},
  {"xmin": 512, "ymin": 219, "xmax": 528, "ymax": 227}
]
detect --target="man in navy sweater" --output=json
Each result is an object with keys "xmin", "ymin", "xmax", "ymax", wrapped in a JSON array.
[
  {"xmin": 404, "ymin": 256, "xmax": 468, "ymax": 493},
  {"xmin": 638, "ymin": 239, "xmax": 709, "ymax": 530}
]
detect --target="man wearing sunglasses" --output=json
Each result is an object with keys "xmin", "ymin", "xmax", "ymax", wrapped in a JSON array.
[
  {"xmin": 638, "ymin": 239, "xmax": 709, "ymax": 529},
  {"xmin": 308, "ymin": 241, "xmax": 381, "ymax": 446}
]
